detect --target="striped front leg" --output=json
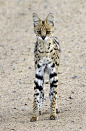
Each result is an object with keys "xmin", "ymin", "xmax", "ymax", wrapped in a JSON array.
[
  {"xmin": 30, "ymin": 64, "xmax": 44, "ymax": 122},
  {"xmin": 49, "ymin": 70, "xmax": 58, "ymax": 120}
]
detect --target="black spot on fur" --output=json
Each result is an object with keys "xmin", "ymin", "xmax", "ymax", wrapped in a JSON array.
[
  {"xmin": 34, "ymin": 81, "xmax": 43, "ymax": 91},
  {"xmin": 54, "ymin": 48, "xmax": 58, "ymax": 50},
  {"xmin": 45, "ymin": 51, "xmax": 49, "ymax": 53},
  {"xmin": 35, "ymin": 61, "xmax": 37, "ymax": 65},
  {"xmin": 35, "ymin": 74, "xmax": 43, "ymax": 80},
  {"xmin": 38, "ymin": 50, "xmax": 44, "ymax": 53},
  {"xmin": 55, "ymin": 62, "xmax": 59, "ymax": 66},
  {"xmin": 50, "ymin": 72, "xmax": 57, "ymax": 79},
  {"xmin": 37, "ymin": 64, "xmax": 41, "ymax": 68},
  {"xmin": 48, "ymin": 47, "xmax": 50, "ymax": 49},
  {"xmin": 34, "ymin": 93, "xmax": 39, "ymax": 96},
  {"xmin": 53, "ymin": 91, "xmax": 57, "ymax": 94},
  {"xmin": 51, "ymin": 63, "xmax": 55, "ymax": 68},
  {"xmin": 53, "ymin": 53, "xmax": 55, "ymax": 55},
  {"xmin": 50, "ymin": 80, "xmax": 58, "ymax": 88},
  {"xmin": 49, "ymin": 43, "xmax": 51, "ymax": 46},
  {"xmin": 50, "ymin": 49, "xmax": 53, "ymax": 52}
]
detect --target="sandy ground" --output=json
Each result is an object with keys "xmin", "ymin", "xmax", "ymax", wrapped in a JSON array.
[{"xmin": 0, "ymin": 0, "xmax": 86, "ymax": 131}]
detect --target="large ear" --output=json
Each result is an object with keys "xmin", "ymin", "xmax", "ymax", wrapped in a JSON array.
[
  {"xmin": 46, "ymin": 13, "xmax": 54, "ymax": 26},
  {"xmin": 32, "ymin": 13, "xmax": 40, "ymax": 27}
]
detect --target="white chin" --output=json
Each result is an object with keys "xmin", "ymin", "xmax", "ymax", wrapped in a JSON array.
[{"xmin": 37, "ymin": 36, "xmax": 49, "ymax": 42}]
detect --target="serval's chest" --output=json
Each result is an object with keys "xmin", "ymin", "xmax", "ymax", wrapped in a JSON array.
[{"xmin": 34, "ymin": 37, "xmax": 60, "ymax": 68}]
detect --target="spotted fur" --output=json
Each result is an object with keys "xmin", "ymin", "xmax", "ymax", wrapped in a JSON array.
[{"xmin": 30, "ymin": 13, "xmax": 60, "ymax": 122}]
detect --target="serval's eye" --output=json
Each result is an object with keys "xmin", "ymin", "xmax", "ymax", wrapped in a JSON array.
[
  {"xmin": 37, "ymin": 31, "xmax": 41, "ymax": 34},
  {"xmin": 46, "ymin": 31, "xmax": 50, "ymax": 34}
]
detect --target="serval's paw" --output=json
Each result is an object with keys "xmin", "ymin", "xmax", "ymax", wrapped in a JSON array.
[
  {"xmin": 30, "ymin": 116, "xmax": 38, "ymax": 122},
  {"xmin": 50, "ymin": 113, "xmax": 57, "ymax": 120}
]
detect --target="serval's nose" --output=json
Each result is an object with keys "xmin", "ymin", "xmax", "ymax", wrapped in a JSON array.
[{"xmin": 42, "ymin": 36, "xmax": 46, "ymax": 40}]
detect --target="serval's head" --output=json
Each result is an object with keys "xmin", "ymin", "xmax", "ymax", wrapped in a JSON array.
[{"xmin": 32, "ymin": 13, "xmax": 54, "ymax": 42}]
